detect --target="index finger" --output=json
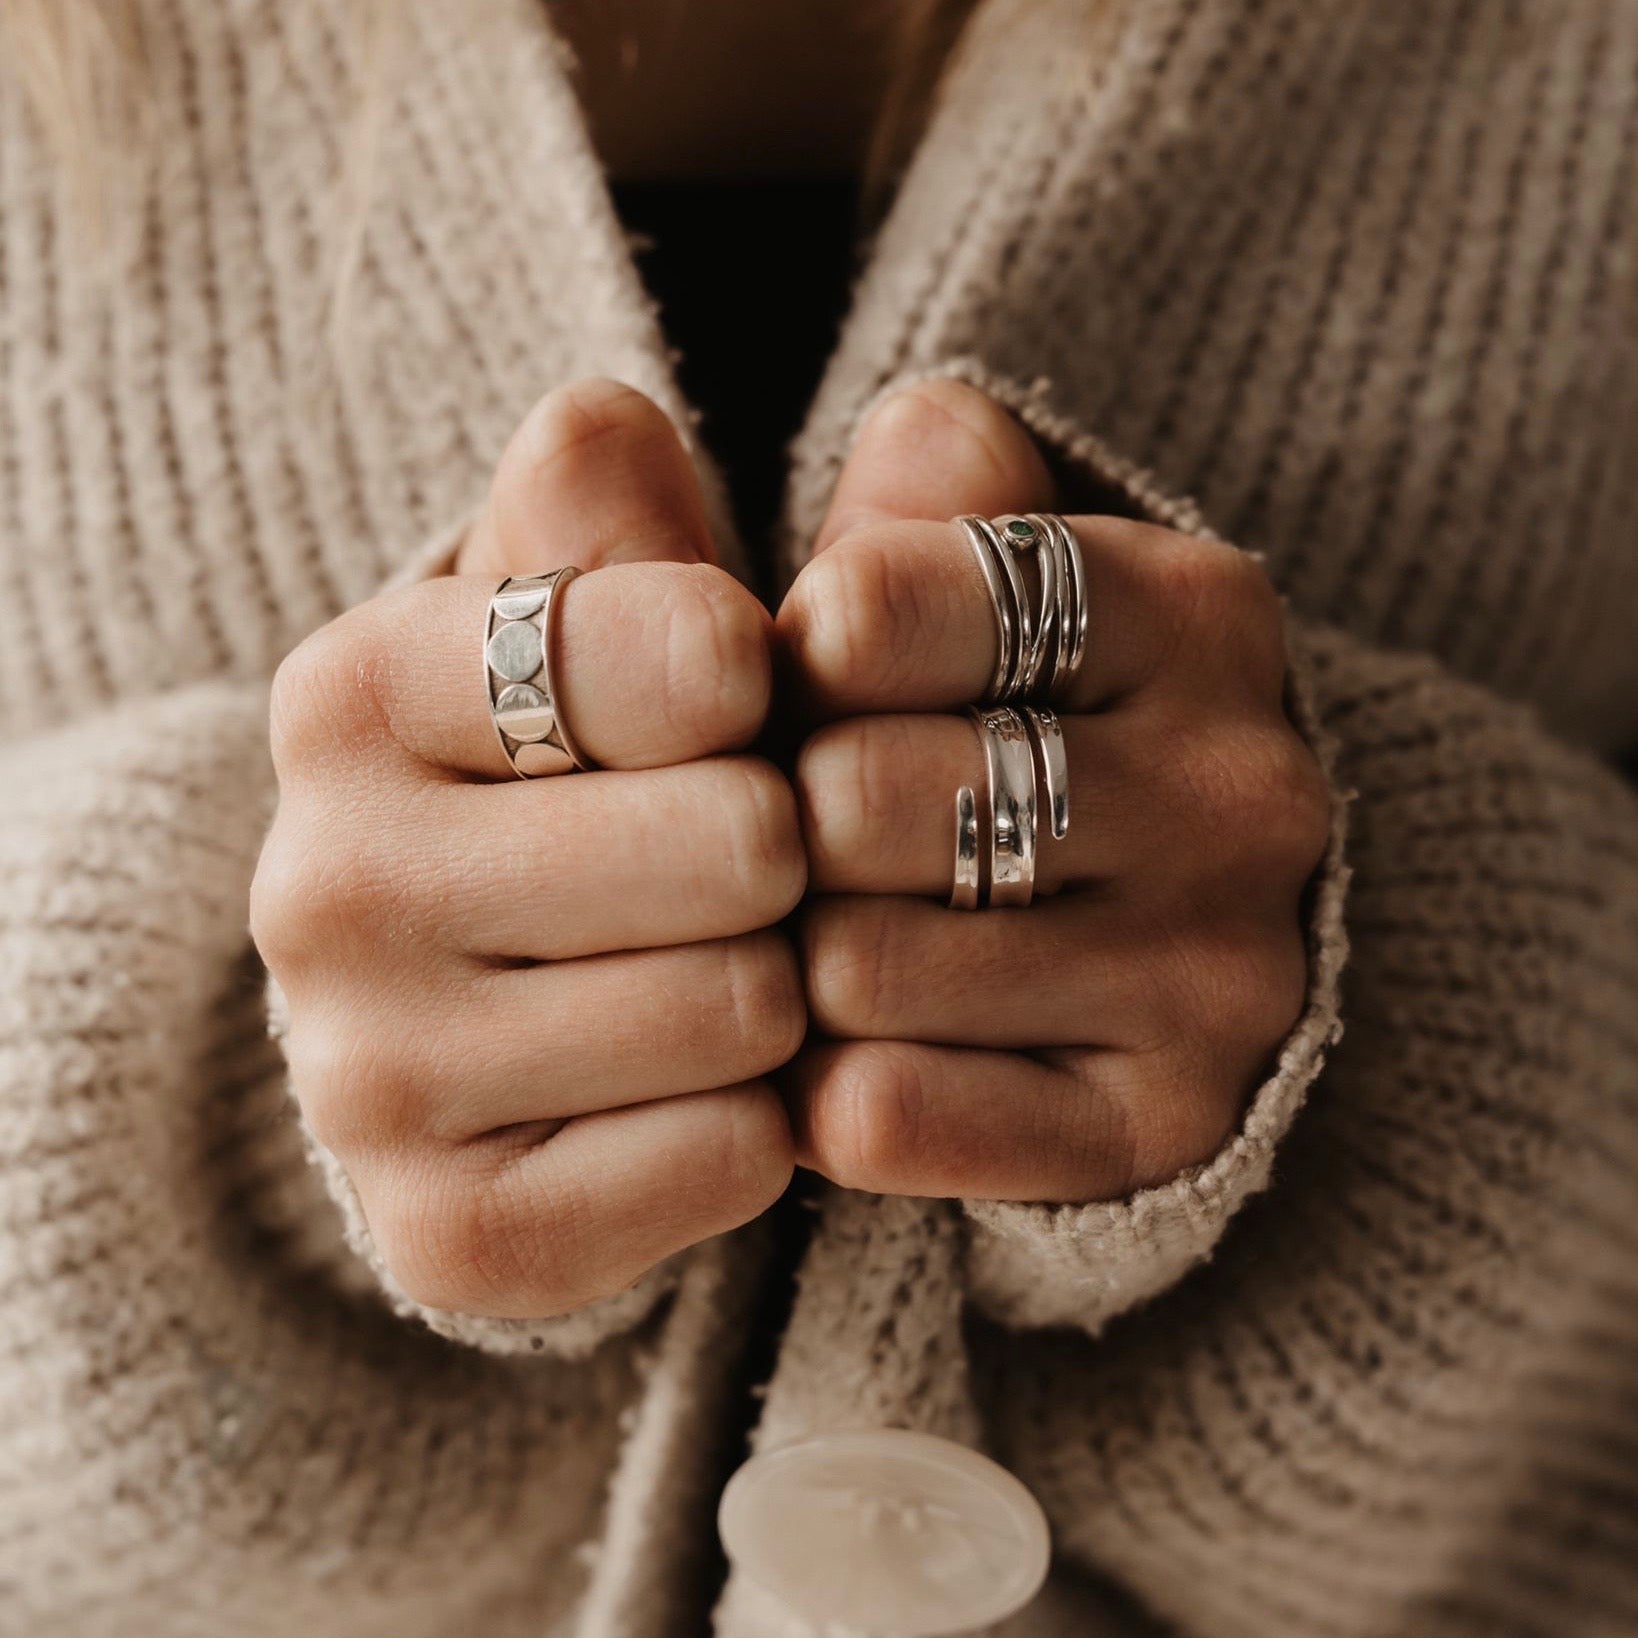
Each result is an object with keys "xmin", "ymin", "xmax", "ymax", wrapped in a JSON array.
[
  {"xmin": 273, "ymin": 560, "xmax": 772, "ymax": 783},
  {"xmin": 776, "ymin": 515, "xmax": 1287, "ymax": 719}
]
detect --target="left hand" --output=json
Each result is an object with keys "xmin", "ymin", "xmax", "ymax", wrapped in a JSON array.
[{"xmin": 776, "ymin": 380, "xmax": 1331, "ymax": 1204}]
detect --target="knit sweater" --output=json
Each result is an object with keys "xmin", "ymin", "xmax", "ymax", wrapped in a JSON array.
[{"xmin": 1, "ymin": 1, "xmax": 1635, "ymax": 1635}]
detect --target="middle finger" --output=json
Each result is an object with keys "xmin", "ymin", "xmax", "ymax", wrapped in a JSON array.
[{"xmin": 796, "ymin": 708, "xmax": 1305, "ymax": 900}]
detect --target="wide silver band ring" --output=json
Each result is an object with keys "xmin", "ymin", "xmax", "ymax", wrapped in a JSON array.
[
  {"xmin": 949, "ymin": 705, "xmax": 1070, "ymax": 910},
  {"xmin": 484, "ymin": 570, "xmax": 595, "ymax": 778}
]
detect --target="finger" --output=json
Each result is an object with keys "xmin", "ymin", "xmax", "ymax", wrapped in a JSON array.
[
  {"xmin": 458, "ymin": 377, "xmax": 716, "ymax": 577},
  {"xmin": 358, "ymin": 1082, "xmax": 795, "ymax": 1320},
  {"xmin": 786, "ymin": 1041, "xmax": 1127, "ymax": 1202},
  {"xmin": 787, "ymin": 1039, "xmax": 1240, "ymax": 1203},
  {"xmin": 799, "ymin": 893, "xmax": 1308, "ymax": 1062},
  {"xmin": 274, "ymin": 560, "xmax": 772, "ymax": 781},
  {"xmin": 800, "ymin": 894, "xmax": 1155, "ymax": 1049},
  {"xmin": 277, "ymin": 757, "xmax": 806, "ymax": 969},
  {"xmin": 813, "ymin": 377, "xmax": 1055, "ymax": 554},
  {"xmin": 795, "ymin": 708, "xmax": 1328, "ymax": 901},
  {"xmin": 779, "ymin": 513, "xmax": 1287, "ymax": 720},
  {"xmin": 291, "ymin": 933, "xmax": 805, "ymax": 1150}
]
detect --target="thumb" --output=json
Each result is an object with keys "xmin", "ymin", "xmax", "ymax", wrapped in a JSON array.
[
  {"xmin": 812, "ymin": 377, "xmax": 1056, "ymax": 555},
  {"xmin": 456, "ymin": 377, "xmax": 717, "ymax": 577}
]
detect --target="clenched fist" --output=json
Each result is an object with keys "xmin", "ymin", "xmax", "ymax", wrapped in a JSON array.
[
  {"xmin": 251, "ymin": 381, "xmax": 806, "ymax": 1320},
  {"xmin": 252, "ymin": 371, "xmax": 1328, "ymax": 1326},
  {"xmin": 778, "ymin": 379, "xmax": 1329, "ymax": 1205}
]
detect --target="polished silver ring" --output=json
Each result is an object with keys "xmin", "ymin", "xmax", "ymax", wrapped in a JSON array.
[
  {"xmin": 484, "ymin": 570, "xmax": 594, "ymax": 778},
  {"xmin": 957, "ymin": 512, "xmax": 1087, "ymax": 706},
  {"xmin": 950, "ymin": 707, "xmax": 1036, "ymax": 910},
  {"xmin": 950, "ymin": 785, "xmax": 981, "ymax": 911},
  {"xmin": 950, "ymin": 706, "xmax": 1070, "ymax": 910}
]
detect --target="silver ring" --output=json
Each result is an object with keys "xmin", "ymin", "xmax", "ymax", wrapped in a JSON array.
[
  {"xmin": 950, "ymin": 785, "xmax": 981, "ymax": 910},
  {"xmin": 1034, "ymin": 513, "xmax": 1088, "ymax": 699},
  {"xmin": 959, "ymin": 516, "xmax": 1020, "ymax": 701},
  {"xmin": 957, "ymin": 512, "xmax": 1087, "ymax": 706},
  {"xmin": 1022, "ymin": 706, "xmax": 1069, "ymax": 841},
  {"xmin": 969, "ymin": 706, "xmax": 1037, "ymax": 909},
  {"xmin": 484, "ymin": 570, "xmax": 594, "ymax": 778},
  {"xmin": 951, "ymin": 706, "xmax": 1071, "ymax": 909}
]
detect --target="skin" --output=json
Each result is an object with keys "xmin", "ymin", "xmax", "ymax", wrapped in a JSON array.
[{"xmin": 250, "ymin": 376, "xmax": 1330, "ymax": 1318}]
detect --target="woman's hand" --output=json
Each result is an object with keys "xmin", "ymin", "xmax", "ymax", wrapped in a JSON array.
[
  {"xmin": 251, "ymin": 381, "xmax": 806, "ymax": 1319},
  {"xmin": 778, "ymin": 381, "xmax": 1331, "ymax": 1204}
]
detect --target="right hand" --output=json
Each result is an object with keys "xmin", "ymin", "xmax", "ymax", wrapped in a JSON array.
[{"xmin": 251, "ymin": 380, "xmax": 806, "ymax": 1320}]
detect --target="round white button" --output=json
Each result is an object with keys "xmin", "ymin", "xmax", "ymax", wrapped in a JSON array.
[{"xmin": 718, "ymin": 1429, "xmax": 1051, "ymax": 1636}]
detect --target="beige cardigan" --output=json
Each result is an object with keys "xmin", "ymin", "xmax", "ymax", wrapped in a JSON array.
[{"xmin": 2, "ymin": 1, "xmax": 1636, "ymax": 1633}]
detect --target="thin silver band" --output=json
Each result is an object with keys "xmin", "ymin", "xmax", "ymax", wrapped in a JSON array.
[
  {"xmin": 950, "ymin": 785, "xmax": 981, "ymax": 910},
  {"xmin": 1023, "ymin": 706, "xmax": 1070, "ymax": 841},
  {"xmin": 960, "ymin": 516, "xmax": 1018, "ymax": 701}
]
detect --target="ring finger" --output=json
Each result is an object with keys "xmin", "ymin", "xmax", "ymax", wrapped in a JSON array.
[
  {"xmin": 291, "ymin": 931, "xmax": 805, "ymax": 1149},
  {"xmin": 799, "ymin": 893, "xmax": 1178, "ymax": 1050},
  {"xmin": 800, "ymin": 894, "xmax": 1305, "ymax": 1104},
  {"xmin": 797, "ymin": 706, "xmax": 1314, "ymax": 903},
  {"xmin": 404, "ymin": 755, "xmax": 805, "ymax": 964}
]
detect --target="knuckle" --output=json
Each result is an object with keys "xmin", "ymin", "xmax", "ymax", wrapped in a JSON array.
[
  {"xmin": 248, "ymin": 821, "xmax": 310, "ymax": 975},
  {"xmin": 707, "ymin": 1086, "xmax": 798, "ymax": 1222},
  {"xmin": 286, "ymin": 1015, "xmax": 428, "ymax": 1158},
  {"xmin": 1143, "ymin": 532, "xmax": 1234, "ymax": 612},
  {"xmin": 794, "ymin": 718, "xmax": 907, "ymax": 863},
  {"xmin": 719, "ymin": 758, "xmax": 807, "ymax": 919},
  {"xmin": 250, "ymin": 812, "xmax": 406, "ymax": 979},
  {"xmin": 1177, "ymin": 725, "xmax": 1329, "ymax": 876},
  {"xmin": 795, "ymin": 538, "xmax": 893, "ymax": 685},
  {"xmin": 1178, "ymin": 932, "xmax": 1309, "ymax": 1067},
  {"xmin": 290, "ymin": 827, "xmax": 408, "ymax": 952},
  {"xmin": 1121, "ymin": 1047, "xmax": 1238, "ymax": 1189},
  {"xmin": 793, "ymin": 528, "xmax": 934, "ymax": 695},
  {"xmin": 656, "ymin": 565, "xmax": 773, "ymax": 746},
  {"xmin": 1239, "ymin": 932, "xmax": 1312, "ymax": 1052},
  {"xmin": 1264, "ymin": 732, "xmax": 1334, "ymax": 877},
  {"xmin": 720, "ymin": 933, "xmax": 807, "ymax": 1077},
  {"xmin": 802, "ymin": 900, "xmax": 895, "ymax": 1038},
  {"xmin": 1141, "ymin": 536, "xmax": 1277, "ymax": 670},
  {"xmin": 375, "ymin": 1169, "xmax": 549, "ymax": 1317},
  {"xmin": 811, "ymin": 1043, "xmax": 933, "ymax": 1187},
  {"xmin": 268, "ymin": 613, "xmax": 389, "ymax": 775},
  {"xmin": 1148, "ymin": 534, "xmax": 1268, "ymax": 614}
]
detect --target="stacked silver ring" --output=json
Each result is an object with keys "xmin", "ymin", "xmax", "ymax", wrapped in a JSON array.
[
  {"xmin": 958, "ymin": 512, "xmax": 1088, "ymax": 704},
  {"xmin": 951, "ymin": 513, "xmax": 1084, "ymax": 910},
  {"xmin": 484, "ymin": 570, "xmax": 595, "ymax": 778}
]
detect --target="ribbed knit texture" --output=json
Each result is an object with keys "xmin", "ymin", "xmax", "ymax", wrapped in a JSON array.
[{"xmin": 1, "ymin": 1, "xmax": 1634, "ymax": 1635}]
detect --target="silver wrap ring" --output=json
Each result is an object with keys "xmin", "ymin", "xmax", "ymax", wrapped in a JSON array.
[
  {"xmin": 484, "ymin": 570, "xmax": 595, "ymax": 778},
  {"xmin": 950, "ymin": 707, "xmax": 1041, "ymax": 910},
  {"xmin": 957, "ymin": 511, "xmax": 1088, "ymax": 707}
]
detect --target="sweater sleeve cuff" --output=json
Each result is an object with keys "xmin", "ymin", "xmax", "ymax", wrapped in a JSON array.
[
  {"xmin": 263, "ymin": 512, "xmax": 684, "ymax": 1357},
  {"xmin": 889, "ymin": 359, "xmax": 1352, "ymax": 1336}
]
